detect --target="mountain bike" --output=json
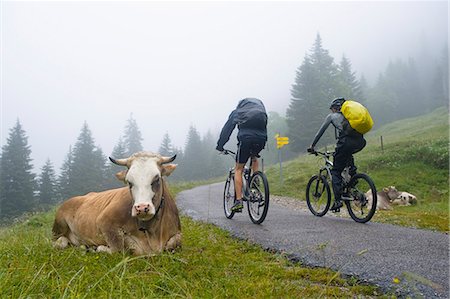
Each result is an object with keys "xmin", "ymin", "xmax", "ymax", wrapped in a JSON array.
[
  {"xmin": 306, "ymin": 149, "xmax": 377, "ymax": 223},
  {"xmin": 222, "ymin": 149, "xmax": 270, "ymax": 224}
]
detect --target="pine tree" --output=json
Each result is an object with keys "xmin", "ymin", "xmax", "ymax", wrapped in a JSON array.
[
  {"xmin": 287, "ymin": 33, "xmax": 340, "ymax": 152},
  {"xmin": 179, "ymin": 126, "xmax": 204, "ymax": 180},
  {"xmin": 430, "ymin": 47, "xmax": 449, "ymax": 110},
  {"xmin": 337, "ymin": 56, "xmax": 364, "ymax": 104},
  {"xmin": 169, "ymin": 146, "xmax": 184, "ymax": 181},
  {"xmin": 69, "ymin": 122, "xmax": 108, "ymax": 196},
  {"xmin": 123, "ymin": 114, "xmax": 143, "ymax": 156},
  {"xmin": 37, "ymin": 159, "xmax": 58, "ymax": 209},
  {"xmin": 58, "ymin": 146, "xmax": 74, "ymax": 201},
  {"xmin": 158, "ymin": 132, "xmax": 174, "ymax": 156},
  {"xmin": 105, "ymin": 138, "xmax": 127, "ymax": 189},
  {"xmin": 0, "ymin": 120, "xmax": 36, "ymax": 218},
  {"xmin": 359, "ymin": 75, "xmax": 369, "ymax": 102}
]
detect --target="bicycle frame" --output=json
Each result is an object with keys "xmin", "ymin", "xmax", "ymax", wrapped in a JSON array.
[
  {"xmin": 313, "ymin": 150, "xmax": 352, "ymax": 186},
  {"xmin": 315, "ymin": 151, "xmax": 333, "ymax": 183},
  {"xmin": 222, "ymin": 149, "xmax": 253, "ymax": 196}
]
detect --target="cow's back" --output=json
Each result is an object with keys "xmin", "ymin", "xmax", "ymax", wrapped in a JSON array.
[{"xmin": 52, "ymin": 187, "xmax": 132, "ymax": 245}]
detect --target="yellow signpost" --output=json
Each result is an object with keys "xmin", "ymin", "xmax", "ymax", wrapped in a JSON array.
[
  {"xmin": 275, "ymin": 134, "xmax": 289, "ymax": 185},
  {"xmin": 276, "ymin": 136, "xmax": 289, "ymax": 149}
]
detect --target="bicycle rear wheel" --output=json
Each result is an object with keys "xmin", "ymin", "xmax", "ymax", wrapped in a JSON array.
[
  {"xmin": 247, "ymin": 171, "xmax": 269, "ymax": 224},
  {"xmin": 223, "ymin": 175, "xmax": 236, "ymax": 219},
  {"xmin": 345, "ymin": 173, "xmax": 377, "ymax": 223},
  {"xmin": 306, "ymin": 175, "xmax": 331, "ymax": 216}
]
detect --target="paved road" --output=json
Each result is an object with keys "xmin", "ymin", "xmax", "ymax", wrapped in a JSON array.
[{"xmin": 177, "ymin": 183, "xmax": 449, "ymax": 298}]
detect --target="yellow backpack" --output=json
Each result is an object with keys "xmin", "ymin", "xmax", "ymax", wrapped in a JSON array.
[{"xmin": 341, "ymin": 100, "xmax": 374, "ymax": 134}]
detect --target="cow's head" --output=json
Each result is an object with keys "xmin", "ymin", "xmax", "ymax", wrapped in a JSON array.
[
  {"xmin": 383, "ymin": 186, "xmax": 402, "ymax": 201},
  {"xmin": 109, "ymin": 152, "xmax": 177, "ymax": 221},
  {"xmin": 392, "ymin": 192, "xmax": 417, "ymax": 206}
]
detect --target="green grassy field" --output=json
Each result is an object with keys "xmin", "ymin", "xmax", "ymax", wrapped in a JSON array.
[
  {"xmin": 0, "ymin": 204, "xmax": 381, "ymax": 298},
  {"xmin": 266, "ymin": 107, "xmax": 449, "ymax": 232}
]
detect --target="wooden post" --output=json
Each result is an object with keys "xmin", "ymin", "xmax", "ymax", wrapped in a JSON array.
[
  {"xmin": 278, "ymin": 148, "xmax": 283, "ymax": 186},
  {"xmin": 380, "ymin": 135, "xmax": 384, "ymax": 153}
]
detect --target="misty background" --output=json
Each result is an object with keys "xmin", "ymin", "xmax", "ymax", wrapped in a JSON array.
[
  {"xmin": 2, "ymin": 1, "xmax": 447, "ymax": 170},
  {"xmin": 0, "ymin": 1, "xmax": 448, "ymax": 218}
]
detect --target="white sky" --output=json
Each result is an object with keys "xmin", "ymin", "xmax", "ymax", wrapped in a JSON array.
[{"xmin": 1, "ymin": 0, "xmax": 448, "ymax": 172}]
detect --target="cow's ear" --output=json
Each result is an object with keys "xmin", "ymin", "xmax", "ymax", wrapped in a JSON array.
[
  {"xmin": 383, "ymin": 187, "xmax": 389, "ymax": 193},
  {"xmin": 115, "ymin": 170, "xmax": 127, "ymax": 182},
  {"xmin": 161, "ymin": 164, "xmax": 177, "ymax": 177}
]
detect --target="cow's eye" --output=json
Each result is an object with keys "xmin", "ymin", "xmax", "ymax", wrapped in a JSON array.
[
  {"xmin": 152, "ymin": 177, "xmax": 160, "ymax": 188},
  {"xmin": 128, "ymin": 182, "xmax": 133, "ymax": 189}
]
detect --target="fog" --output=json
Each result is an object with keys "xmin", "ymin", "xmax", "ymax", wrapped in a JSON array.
[{"xmin": 1, "ymin": 1, "xmax": 447, "ymax": 172}]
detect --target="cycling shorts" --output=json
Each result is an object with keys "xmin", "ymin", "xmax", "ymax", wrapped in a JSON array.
[{"xmin": 236, "ymin": 138, "xmax": 266, "ymax": 164}]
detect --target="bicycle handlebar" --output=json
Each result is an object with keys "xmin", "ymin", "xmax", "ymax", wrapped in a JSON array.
[
  {"xmin": 221, "ymin": 149, "xmax": 236, "ymax": 156},
  {"xmin": 308, "ymin": 149, "xmax": 334, "ymax": 157}
]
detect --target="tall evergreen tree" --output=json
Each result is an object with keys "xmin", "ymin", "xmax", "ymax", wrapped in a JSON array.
[
  {"xmin": 169, "ymin": 146, "xmax": 184, "ymax": 181},
  {"xmin": 337, "ymin": 56, "xmax": 364, "ymax": 103},
  {"xmin": 37, "ymin": 159, "xmax": 58, "ymax": 209},
  {"xmin": 123, "ymin": 114, "xmax": 143, "ymax": 156},
  {"xmin": 430, "ymin": 47, "xmax": 449, "ymax": 110},
  {"xmin": 158, "ymin": 132, "xmax": 175, "ymax": 156},
  {"xmin": 179, "ymin": 125, "xmax": 204, "ymax": 180},
  {"xmin": 0, "ymin": 120, "xmax": 36, "ymax": 218},
  {"xmin": 58, "ymin": 146, "xmax": 74, "ymax": 200},
  {"xmin": 287, "ymin": 33, "xmax": 340, "ymax": 152},
  {"xmin": 69, "ymin": 122, "xmax": 108, "ymax": 196},
  {"xmin": 359, "ymin": 75, "xmax": 369, "ymax": 102},
  {"xmin": 105, "ymin": 138, "xmax": 127, "ymax": 189}
]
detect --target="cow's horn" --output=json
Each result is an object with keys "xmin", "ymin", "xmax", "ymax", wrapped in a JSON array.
[
  {"xmin": 109, "ymin": 157, "xmax": 128, "ymax": 166},
  {"xmin": 160, "ymin": 154, "xmax": 177, "ymax": 164}
]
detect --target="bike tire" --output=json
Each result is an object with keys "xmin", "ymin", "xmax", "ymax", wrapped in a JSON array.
[
  {"xmin": 306, "ymin": 175, "xmax": 331, "ymax": 217},
  {"xmin": 247, "ymin": 171, "xmax": 269, "ymax": 224},
  {"xmin": 223, "ymin": 175, "xmax": 236, "ymax": 219},
  {"xmin": 345, "ymin": 173, "xmax": 377, "ymax": 223}
]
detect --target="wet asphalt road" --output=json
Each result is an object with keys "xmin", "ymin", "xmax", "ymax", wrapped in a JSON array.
[{"xmin": 177, "ymin": 183, "xmax": 449, "ymax": 298}]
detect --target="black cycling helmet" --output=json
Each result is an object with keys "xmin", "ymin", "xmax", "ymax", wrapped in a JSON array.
[{"xmin": 329, "ymin": 97, "xmax": 345, "ymax": 110}]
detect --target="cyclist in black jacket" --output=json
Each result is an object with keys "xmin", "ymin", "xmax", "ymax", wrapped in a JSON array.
[
  {"xmin": 308, "ymin": 98, "xmax": 366, "ymax": 212},
  {"xmin": 216, "ymin": 98, "xmax": 268, "ymax": 212}
]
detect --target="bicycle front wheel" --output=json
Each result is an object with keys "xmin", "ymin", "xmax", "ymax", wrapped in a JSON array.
[
  {"xmin": 223, "ymin": 175, "xmax": 236, "ymax": 219},
  {"xmin": 345, "ymin": 173, "xmax": 377, "ymax": 223},
  {"xmin": 306, "ymin": 175, "xmax": 331, "ymax": 216},
  {"xmin": 247, "ymin": 171, "xmax": 269, "ymax": 224}
]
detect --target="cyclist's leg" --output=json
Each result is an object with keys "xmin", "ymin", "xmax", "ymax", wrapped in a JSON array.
[
  {"xmin": 234, "ymin": 163, "xmax": 245, "ymax": 201},
  {"xmin": 331, "ymin": 138, "xmax": 353, "ymax": 209},
  {"xmin": 250, "ymin": 156, "xmax": 258, "ymax": 174},
  {"xmin": 233, "ymin": 141, "xmax": 251, "ymax": 212},
  {"xmin": 349, "ymin": 137, "xmax": 366, "ymax": 176}
]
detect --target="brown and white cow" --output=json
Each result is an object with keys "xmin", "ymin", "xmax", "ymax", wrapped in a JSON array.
[
  {"xmin": 52, "ymin": 152, "xmax": 181, "ymax": 256},
  {"xmin": 366, "ymin": 186, "xmax": 402, "ymax": 210}
]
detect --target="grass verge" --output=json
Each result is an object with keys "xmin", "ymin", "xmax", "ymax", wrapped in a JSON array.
[{"xmin": 0, "ymin": 209, "xmax": 382, "ymax": 298}]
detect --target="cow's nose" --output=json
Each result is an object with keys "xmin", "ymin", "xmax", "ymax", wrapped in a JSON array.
[{"xmin": 134, "ymin": 203, "xmax": 151, "ymax": 215}]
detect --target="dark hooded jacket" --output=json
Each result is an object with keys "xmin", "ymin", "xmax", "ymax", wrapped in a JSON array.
[{"xmin": 216, "ymin": 98, "xmax": 268, "ymax": 150}]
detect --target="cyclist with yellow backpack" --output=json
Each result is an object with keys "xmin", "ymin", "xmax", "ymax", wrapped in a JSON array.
[{"xmin": 307, "ymin": 97, "xmax": 373, "ymax": 212}]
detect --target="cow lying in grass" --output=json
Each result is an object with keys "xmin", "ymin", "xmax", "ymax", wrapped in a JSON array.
[
  {"xmin": 366, "ymin": 186, "xmax": 417, "ymax": 211},
  {"xmin": 52, "ymin": 152, "xmax": 181, "ymax": 256}
]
